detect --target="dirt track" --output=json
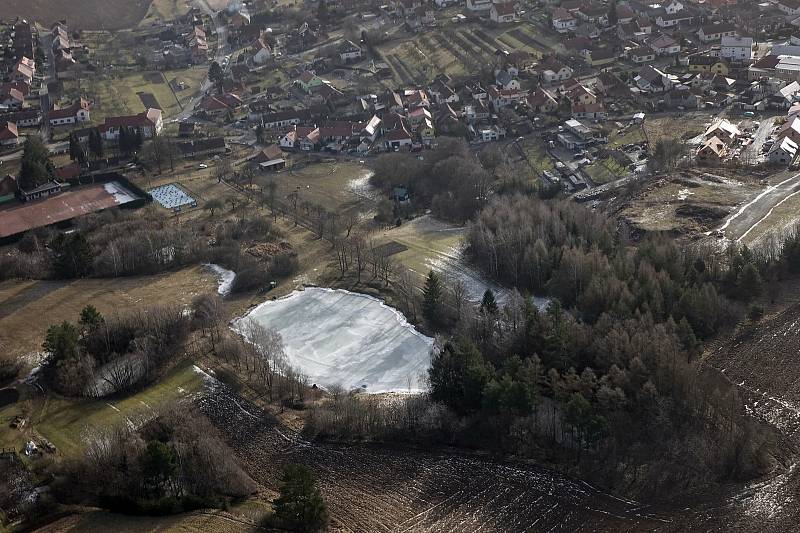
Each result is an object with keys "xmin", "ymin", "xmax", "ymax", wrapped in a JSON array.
[
  {"xmin": 718, "ymin": 171, "xmax": 800, "ymax": 243},
  {"xmin": 197, "ymin": 382, "xmax": 668, "ymax": 532}
]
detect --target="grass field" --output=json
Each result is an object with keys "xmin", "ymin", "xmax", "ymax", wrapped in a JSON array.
[
  {"xmin": 254, "ymin": 159, "xmax": 376, "ymax": 215},
  {"xmin": 83, "ymin": 71, "xmax": 183, "ymax": 124},
  {"xmin": 376, "ymin": 215, "xmax": 466, "ymax": 285},
  {"xmin": 139, "ymin": 0, "xmax": 191, "ymax": 26},
  {"xmin": 584, "ymin": 157, "xmax": 628, "ymax": 185},
  {"xmin": 0, "ymin": 265, "xmax": 218, "ymax": 364},
  {"xmin": 0, "ymin": 0, "xmax": 150, "ymax": 30},
  {"xmin": 0, "ymin": 361, "xmax": 204, "ymax": 458}
]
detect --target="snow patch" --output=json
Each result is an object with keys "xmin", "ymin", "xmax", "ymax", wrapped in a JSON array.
[
  {"xmin": 233, "ymin": 288, "xmax": 434, "ymax": 393},
  {"xmin": 204, "ymin": 263, "xmax": 236, "ymax": 296}
]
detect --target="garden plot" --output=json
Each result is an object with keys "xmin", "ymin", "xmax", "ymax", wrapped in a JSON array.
[{"xmin": 234, "ymin": 288, "xmax": 434, "ymax": 393}]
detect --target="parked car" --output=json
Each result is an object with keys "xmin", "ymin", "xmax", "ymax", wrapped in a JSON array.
[{"xmin": 198, "ymin": 163, "xmax": 208, "ymax": 169}]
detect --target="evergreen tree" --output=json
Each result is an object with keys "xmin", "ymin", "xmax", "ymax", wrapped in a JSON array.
[
  {"xmin": 89, "ymin": 128, "xmax": 104, "ymax": 160},
  {"xmin": 273, "ymin": 464, "xmax": 329, "ymax": 532},
  {"xmin": 19, "ymin": 135, "xmax": 52, "ymax": 189},
  {"xmin": 737, "ymin": 263, "xmax": 762, "ymax": 301},
  {"xmin": 79, "ymin": 305, "xmax": 104, "ymax": 333},
  {"xmin": 480, "ymin": 288, "xmax": 498, "ymax": 315},
  {"xmin": 422, "ymin": 270, "xmax": 443, "ymax": 327},
  {"xmin": 428, "ymin": 338, "xmax": 491, "ymax": 413},
  {"xmin": 119, "ymin": 126, "xmax": 131, "ymax": 156},
  {"xmin": 50, "ymin": 233, "xmax": 94, "ymax": 278},
  {"xmin": 317, "ymin": 0, "xmax": 329, "ymax": 22},
  {"xmin": 68, "ymin": 132, "xmax": 80, "ymax": 162},
  {"xmin": 607, "ymin": 0, "xmax": 618, "ymax": 26},
  {"xmin": 208, "ymin": 61, "xmax": 224, "ymax": 93}
]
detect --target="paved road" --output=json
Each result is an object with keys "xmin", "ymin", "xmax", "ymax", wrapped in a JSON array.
[
  {"xmin": 715, "ymin": 171, "xmax": 800, "ymax": 243},
  {"xmin": 172, "ymin": 0, "xmax": 229, "ymax": 123},
  {"xmin": 741, "ymin": 117, "xmax": 775, "ymax": 164}
]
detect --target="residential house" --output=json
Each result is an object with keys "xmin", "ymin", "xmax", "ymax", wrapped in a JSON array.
[
  {"xmin": 552, "ymin": 8, "xmax": 577, "ymax": 33},
  {"xmin": 279, "ymin": 125, "xmax": 320, "ymax": 151},
  {"xmin": 3, "ymin": 109, "xmax": 41, "ymax": 127},
  {"xmin": 655, "ymin": 12, "xmax": 693, "ymax": 28},
  {"xmin": 100, "ymin": 108, "xmax": 164, "ymax": 140},
  {"xmin": 385, "ymin": 127, "xmax": 413, "ymax": 150},
  {"xmin": 491, "ymin": 1, "xmax": 518, "ymax": 23},
  {"xmin": 697, "ymin": 135, "xmax": 727, "ymax": 163},
  {"xmin": 769, "ymin": 137, "xmax": 799, "ymax": 165},
  {"xmin": 526, "ymin": 87, "xmax": 559, "ymax": 113},
  {"xmin": 48, "ymin": 99, "xmax": 91, "ymax": 126},
  {"xmin": 466, "ymin": 0, "xmax": 493, "ymax": 11},
  {"xmin": 0, "ymin": 86, "xmax": 24, "ymax": 110},
  {"xmin": 252, "ymin": 36, "xmax": 273, "ymax": 65},
  {"xmin": 720, "ymin": 36, "xmax": 753, "ymax": 63},
  {"xmin": 779, "ymin": 0, "xmax": 800, "ymax": 16},
  {"xmin": 538, "ymin": 57, "xmax": 574, "ymax": 83},
  {"xmin": 646, "ymin": 33, "xmax": 680, "ymax": 55},
  {"xmin": 477, "ymin": 125, "xmax": 507, "ymax": 142},
  {"xmin": 339, "ymin": 40, "xmax": 362, "ymax": 63},
  {"xmin": 295, "ymin": 71, "xmax": 324, "ymax": 93},
  {"xmin": 698, "ymin": 22, "xmax": 737, "ymax": 43},
  {"xmin": 251, "ymin": 144, "xmax": 285, "ymax": 165},
  {"xmin": 572, "ymin": 103, "xmax": 607, "ymax": 119},
  {"xmin": 635, "ymin": 65, "xmax": 673, "ymax": 93},
  {"xmin": 704, "ymin": 119, "xmax": 740, "ymax": 143},
  {"xmin": 628, "ymin": 46, "xmax": 656, "ymax": 63},
  {"xmin": 487, "ymin": 86, "xmax": 527, "ymax": 110},
  {"xmin": 584, "ymin": 47, "xmax": 616, "ymax": 67},
  {"xmin": 0, "ymin": 122, "xmax": 19, "ymax": 147},
  {"xmin": 778, "ymin": 116, "xmax": 800, "ymax": 145},
  {"xmin": 177, "ymin": 137, "xmax": 227, "ymax": 158},
  {"xmin": 408, "ymin": 107, "xmax": 433, "ymax": 131},
  {"xmin": 688, "ymin": 55, "xmax": 730, "ymax": 75},
  {"xmin": 12, "ymin": 58, "xmax": 35, "ymax": 85},
  {"xmin": 495, "ymin": 70, "xmax": 520, "ymax": 90}
]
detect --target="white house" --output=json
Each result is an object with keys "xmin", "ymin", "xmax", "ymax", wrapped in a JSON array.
[
  {"xmin": 658, "ymin": 0, "xmax": 683, "ymax": 14},
  {"xmin": 720, "ymin": 36, "xmax": 753, "ymax": 63},
  {"xmin": 768, "ymin": 136, "xmax": 798, "ymax": 165},
  {"xmin": 491, "ymin": 1, "xmax": 518, "ymax": 23},
  {"xmin": 698, "ymin": 23, "xmax": 737, "ymax": 43},
  {"xmin": 647, "ymin": 34, "xmax": 680, "ymax": 55},
  {"xmin": 100, "ymin": 108, "xmax": 163, "ymax": 141},
  {"xmin": 538, "ymin": 58, "xmax": 573, "ymax": 83},
  {"xmin": 552, "ymin": 8, "xmax": 577, "ymax": 33},
  {"xmin": 48, "ymin": 99, "xmax": 91, "ymax": 126},
  {"xmin": 339, "ymin": 40, "xmax": 362, "ymax": 63},
  {"xmin": 466, "ymin": 0, "xmax": 492, "ymax": 11},
  {"xmin": 252, "ymin": 36, "xmax": 272, "ymax": 65},
  {"xmin": 477, "ymin": 125, "xmax": 506, "ymax": 142}
]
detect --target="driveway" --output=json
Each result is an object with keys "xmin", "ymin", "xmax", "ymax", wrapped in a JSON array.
[{"xmin": 172, "ymin": 0, "xmax": 229, "ymax": 123}]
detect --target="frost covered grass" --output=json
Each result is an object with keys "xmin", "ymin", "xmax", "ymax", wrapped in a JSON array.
[{"xmin": 234, "ymin": 288, "xmax": 434, "ymax": 393}]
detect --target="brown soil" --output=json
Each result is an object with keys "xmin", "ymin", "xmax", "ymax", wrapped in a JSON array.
[{"xmin": 0, "ymin": 0, "xmax": 151, "ymax": 30}]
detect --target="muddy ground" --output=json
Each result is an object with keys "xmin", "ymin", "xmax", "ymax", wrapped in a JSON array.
[{"xmin": 196, "ymin": 379, "xmax": 668, "ymax": 532}]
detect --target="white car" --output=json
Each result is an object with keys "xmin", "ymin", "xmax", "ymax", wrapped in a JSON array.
[{"xmin": 198, "ymin": 163, "xmax": 208, "ymax": 169}]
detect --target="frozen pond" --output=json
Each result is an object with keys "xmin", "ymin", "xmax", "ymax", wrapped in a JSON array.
[{"xmin": 234, "ymin": 288, "xmax": 434, "ymax": 393}]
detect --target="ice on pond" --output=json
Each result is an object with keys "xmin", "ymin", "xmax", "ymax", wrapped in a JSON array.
[{"xmin": 234, "ymin": 287, "xmax": 434, "ymax": 393}]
